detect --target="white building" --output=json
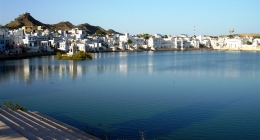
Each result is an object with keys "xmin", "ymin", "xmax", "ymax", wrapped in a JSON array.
[
  {"xmin": 69, "ymin": 28, "xmax": 86, "ymax": 40},
  {"xmin": 119, "ymin": 33, "xmax": 129, "ymax": 43},
  {"xmin": 162, "ymin": 37, "xmax": 177, "ymax": 48},
  {"xmin": 76, "ymin": 42, "xmax": 86, "ymax": 52},
  {"xmin": 9, "ymin": 28, "xmax": 23, "ymax": 45},
  {"xmin": 67, "ymin": 40, "xmax": 77, "ymax": 56},
  {"xmin": 87, "ymin": 42, "xmax": 102, "ymax": 51},
  {"xmin": 0, "ymin": 28, "xmax": 9, "ymax": 52},
  {"xmin": 225, "ymin": 38, "xmax": 242, "ymax": 49},
  {"xmin": 22, "ymin": 35, "xmax": 39, "ymax": 52},
  {"xmin": 58, "ymin": 40, "xmax": 69, "ymax": 52},
  {"xmin": 40, "ymin": 41, "xmax": 54, "ymax": 52},
  {"xmin": 148, "ymin": 34, "xmax": 178, "ymax": 49}
]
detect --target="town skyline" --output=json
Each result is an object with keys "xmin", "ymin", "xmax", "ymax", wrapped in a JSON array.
[{"xmin": 0, "ymin": 0, "xmax": 260, "ymax": 36}]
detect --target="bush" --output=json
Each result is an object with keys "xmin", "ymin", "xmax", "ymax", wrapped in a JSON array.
[
  {"xmin": 228, "ymin": 35, "xmax": 234, "ymax": 39},
  {"xmin": 85, "ymin": 53, "xmax": 93, "ymax": 59},
  {"xmin": 127, "ymin": 39, "xmax": 132, "ymax": 44},
  {"xmin": 1, "ymin": 101, "xmax": 26, "ymax": 111},
  {"xmin": 56, "ymin": 52, "xmax": 62, "ymax": 59},
  {"xmin": 56, "ymin": 51, "xmax": 93, "ymax": 60},
  {"xmin": 96, "ymin": 30, "xmax": 106, "ymax": 35},
  {"xmin": 246, "ymin": 41, "xmax": 252, "ymax": 45},
  {"xmin": 72, "ymin": 51, "xmax": 87, "ymax": 60},
  {"xmin": 144, "ymin": 34, "xmax": 149, "ymax": 39}
]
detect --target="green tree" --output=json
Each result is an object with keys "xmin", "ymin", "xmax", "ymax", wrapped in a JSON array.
[
  {"xmin": 246, "ymin": 41, "xmax": 252, "ymax": 45},
  {"xmin": 127, "ymin": 39, "xmax": 132, "ymax": 44},
  {"xmin": 144, "ymin": 34, "xmax": 149, "ymax": 39},
  {"xmin": 56, "ymin": 51, "xmax": 93, "ymax": 60},
  {"xmin": 228, "ymin": 35, "xmax": 234, "ymax": 39},
  {"xmin": 164, "ymin": 35, "xmax": 168, "ymax": 38},
  {"xmin": 96, "ymin": 30, "xmax": 106, "ymax": 35}
]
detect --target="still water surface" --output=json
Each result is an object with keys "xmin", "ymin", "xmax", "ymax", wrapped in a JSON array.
[{"xmin": 0, "ymin": 51, "xmax": 260, "ymax": 139}]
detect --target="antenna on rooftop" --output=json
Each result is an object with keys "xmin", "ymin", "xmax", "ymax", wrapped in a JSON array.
[{"xmin": 194, "ymin": 26, "xmax": 196, "ymax": 37}]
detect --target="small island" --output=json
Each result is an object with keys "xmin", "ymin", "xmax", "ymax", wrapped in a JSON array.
[{"xmin": 55, "ymin": 51, "xmax": 93, "ymax": 60}]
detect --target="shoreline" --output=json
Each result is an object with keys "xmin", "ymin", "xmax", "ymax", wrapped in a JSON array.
[
  {"xmin": 93, "ymin": 47, "xmax": 214, "ymax": 53},
  {"xmin": 0, "ymin": 52, "xmax": 56, "ymax": 60},
  {"xmin": 0, "ymin": 48, "xmax": 259, "ymax": 60},
  {"xmin": 212, "ymin": 46, "xmax": 260, "ymax": 52}
]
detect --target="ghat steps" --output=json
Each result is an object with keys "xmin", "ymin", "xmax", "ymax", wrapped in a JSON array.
[{"xmin": 0, "ymin": 109, "xmax": 100, "ymax": 140}]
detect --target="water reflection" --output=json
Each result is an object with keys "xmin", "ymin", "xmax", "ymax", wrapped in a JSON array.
[
  {"xmin": 148, "ymin": 51, "xmax": 153, "ymax": 74},
  {"xmin": 119, "ymin": 52, "xmax": 128, "ymax": 76},
  {"xmin": 0, "ymin": 51, "xmax": 259, "ymax": 85},
  {"xmin": 0, "ymin": 51, "xmax": 260, "ymax": 139}
]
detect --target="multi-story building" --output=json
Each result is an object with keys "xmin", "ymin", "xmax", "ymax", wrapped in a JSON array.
[
  {"xmin": 22, "ymin": 34, "xmax": 39, "ymax": 52},
  {"xmin": 148, "ymin": 34, "xmax": 177, "ymax": 49},
  {"xmin": 0, "ymin": 28, "xmax": 9, "ymax": 52},
  {"xmin": 22, "ymin": 26, "xmax": 35, "ymax": 34}
]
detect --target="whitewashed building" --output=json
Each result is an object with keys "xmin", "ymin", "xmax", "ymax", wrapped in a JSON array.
[
  {"xmin": 225, "ymin": 38, "xmax": 242, "ymax": 49},
  {"xmin": 0, "ymin": 28, "xmax": 9, "ymax": 52},
  {"xmin": 69, "ymin": 28, "xmax": 86, "ymax": 40},
  {"xmin": 148, "ymin": 34, "xmax": 177, "ymax": 49},
  {"xmin": 58, "ymin": 40, "xmax": 69, "ymax": 52},
  {"xmin": 40, "ymin": 41, "xmax": 54, "ymax": 52},
  {"xmin": 76, "ymin": 42, "xmax": 86, "ymax": 52},
  {"xmin": 22, "ymin": 35, "xmax": 39, "ymax": 52},
  {"xmin": 67, "ymin": 40, "xmax": 77, "ymax": 56},
  {"xmin": 9, "ymin": 28, "xmax": 23, "ymax": 45}
]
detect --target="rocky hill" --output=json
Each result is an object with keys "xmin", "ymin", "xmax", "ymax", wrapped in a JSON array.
[
  {"xmin": 77, "ymin": 23, "xmax": 106, "ymax": 34},
  {"xmin": 106, "ymin": 29, "xmax": 121, "ymax": 35},
  {"xmin": 5, "ymin": 12, "xmax": 45, "ymax": 29},
  {"xmin": 4, "ymin": 12, "xmax": 121, "ymax": 34},
  {"xmin": 48, "ymin": 21, "xmax": 75, "ymax": 31}
]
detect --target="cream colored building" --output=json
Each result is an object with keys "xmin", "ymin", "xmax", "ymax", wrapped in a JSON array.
[{"xmin": 22, "ymin": 26, "xmax": 35, "ymax": 34}]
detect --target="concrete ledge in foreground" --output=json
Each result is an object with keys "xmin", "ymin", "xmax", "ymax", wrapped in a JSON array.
[{"xmin": 0, "ymin": 109, "xmax": 101, "ymax": 140}]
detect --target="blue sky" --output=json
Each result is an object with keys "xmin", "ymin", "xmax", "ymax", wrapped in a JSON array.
[{"xmin": 0, "ymin": 0, "xmax": 259, "ymax": 36}]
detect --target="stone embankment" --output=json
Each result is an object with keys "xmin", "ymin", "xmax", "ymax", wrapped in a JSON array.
[{"xmin": 0, "ymin": 109, "xmax": 100, "ymax": 140}]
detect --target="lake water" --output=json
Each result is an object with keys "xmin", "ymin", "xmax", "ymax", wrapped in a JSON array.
[{"xmin": 0, "ymin": 51, "xmax": 260, "ymax": 140}]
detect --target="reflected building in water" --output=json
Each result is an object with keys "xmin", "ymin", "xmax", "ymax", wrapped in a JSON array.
[
  {"xmin": 0, "ymin": 52, "xmax": 259, "ymax": 85},
  {"xmin": 119, "ymin": 52, "xmax": 128, "ymax": 76},
  {"xmin": 147, "ymin": 51, "xmax": 154, "ymax": 74},
  {"xmin": 0, "ymin": 57, "xmax": 88, "ymax": 84}
]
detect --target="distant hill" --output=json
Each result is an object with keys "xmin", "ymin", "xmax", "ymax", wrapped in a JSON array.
[
  {"xmin": 76, "ymin": 23, "xmax": 122, "ymax": 35},
  {"xmin": 77, "ymin": 23, "xmax": 106, "ymax": 34},
  {"xmin": 223, "ymin": 33, "xmax": 260, "ymax": 38},
  {"xmin": 236, "ymin": 34, "xmax": 260, "ymax": 38},
  {"xmin": 4, "ymin": 12, "xmax": 122, "ymax": 35},
  {"xmin": 48, "ymin": 21, "xmax": 74, "ymax": 31},
  {"xmin": 106, "ymin": 29, "xmax": 122, "ymax": 35},
  {"xmin": 5, "ymin": 12, "xmax": 45, "ymax": 29}
]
